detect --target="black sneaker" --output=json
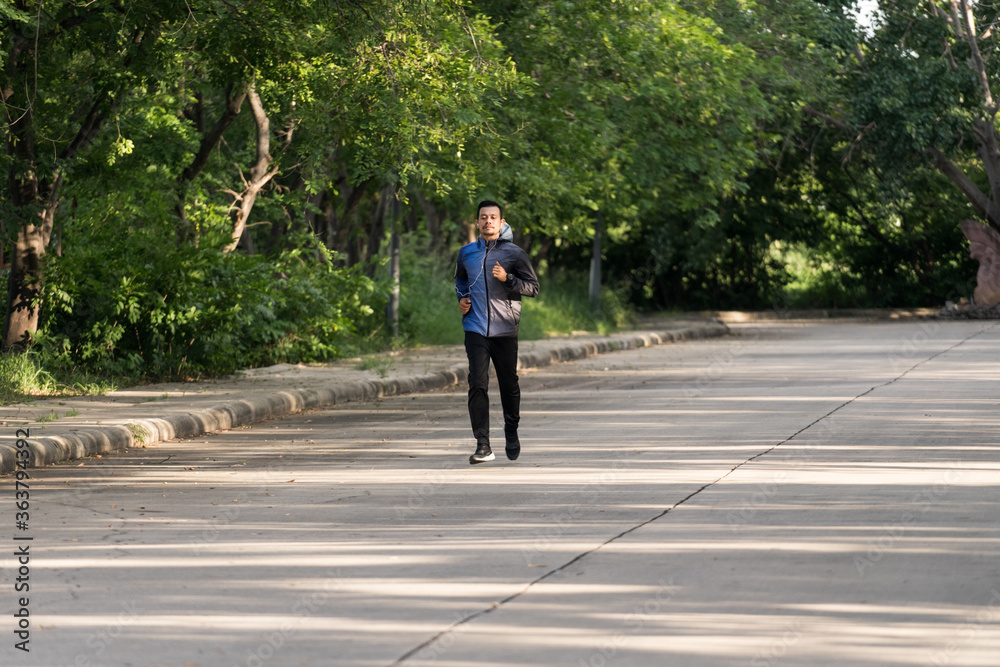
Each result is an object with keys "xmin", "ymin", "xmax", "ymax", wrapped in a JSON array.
[
  {"xmin": 469, "ymin": 443, "xmax": 495, "ymax": 464},
  {"xmin": 505, "ymin": 436, "xmax": 520, "ymax": 461}
]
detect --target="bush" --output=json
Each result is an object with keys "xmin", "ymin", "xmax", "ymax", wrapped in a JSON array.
[
  {"xmin": 521, "ymin": 272, "xmax": 633, "ymax": 338},
  {"xmin": 395, "ymin": 236, "xmax": 466, "ymax": 347},
  {"xmin": 390, "ymin": 233, "xmax": 633, "ymax": 346},
  {"xmin": 34, "ymin": 229, "xmax": 380, "ymax": 381},
  {"xmin": 0, "ymin": 351, "xmax": 56, "ymax": 404}
]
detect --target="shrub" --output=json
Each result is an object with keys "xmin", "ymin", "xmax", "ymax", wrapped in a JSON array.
[
  {"xmin": 389, "ymin": 233, "xmax": 633, "ymax": 346},
  {"xmin": 34, "ymin": 229, "xmax": 380, "ymax": 380},
  {"xmin": 0, "ymin": 351, "xmax": 55, "ymax": 404}
]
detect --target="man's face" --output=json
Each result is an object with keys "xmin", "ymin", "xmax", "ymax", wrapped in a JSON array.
[{"xmin": 477, "ymin": 206, "xmax": 503, "ymax": 241}]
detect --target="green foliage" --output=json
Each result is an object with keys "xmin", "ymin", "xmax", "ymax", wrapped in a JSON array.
[
  {"xmin": 3, "ymin": 0, "xmax": 988, "ymax": 390},
  {"xmin": 777, "ymin": 163, "xmax": 978, "ymax": 308},
  {"xmin": 848, "ymin": 1, "xmax": 980, "ymax": 172},
  {"xmin": 394, "ymin": 234, "xmax": 466, "ymax": 347},
  {"xmin": 390, "ymin": 232, "xmax": 632, "ymax": 346},
  {"xmin": 521, "ymin": 274, "xmax": 634, "ymax": 339},
  {"xmin": 469, "ymin": 0, "xmax": 770, "ymax": 244},
  {"xmin": 774, "ymin": 242, "xmax": 865, "ymax": 308},
  {"xmin": 35, "ymin": 229, "xmax": 379, "ymax": 380},
  {"xmin": 0, "ymin": 351, "xmax": 56, "ymax": 404},
  {"xmin": 357, "ymin": 354, "xmax": 396, "ymax": 378}
]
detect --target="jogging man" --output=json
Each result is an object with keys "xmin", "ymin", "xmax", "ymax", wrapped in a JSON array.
[{"xmin": 455, "ymin": 200, "xmax": 540, "ymax": 464}]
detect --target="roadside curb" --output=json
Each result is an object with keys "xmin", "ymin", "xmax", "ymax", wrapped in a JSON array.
[
  {"xmin": 706, "ymin": 308, "xmax": 939, "ymax": 322},
  {"xmin": 0, "ymin": 321, "xmax": 727, "ymax": 474}
]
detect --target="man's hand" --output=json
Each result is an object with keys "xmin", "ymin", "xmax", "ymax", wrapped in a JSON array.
[
  {"xmin": 492, "ymin": 261, "xmax": 508, "ymax": 283},
  {"xmin": 459, "ymin": 297, "xmax": 471, "ymax": 315}
]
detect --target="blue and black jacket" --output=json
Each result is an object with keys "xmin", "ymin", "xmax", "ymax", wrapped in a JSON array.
[{"xmin": 455, "ymin": 222, "xmax": 540, "ymax": 338}]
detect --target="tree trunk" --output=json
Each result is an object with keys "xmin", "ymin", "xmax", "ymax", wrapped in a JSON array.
[
  {"xmin": 414, "ymin": 190, "xmax": 442, "ymax": 248},
  {"xmin": 3, "ymin": 35, "xmax": 58, "ymax": 350},
  {"xmin": 177, "ymin": 85, "xmax": 247, "ymax": 245},
  {"xmin": 364, "ymin": 187, "xmax": 391, "ymax": 273},
  {"xmin": 589, "ymin": 208, "xmax": 603, "ymax": 314},
  {"xmin": 225, "ymin": 85, "xmax": 279, "ymax": 253},
  {"xmin": 2, "ymin": 18, "xmax": 157, "ymax": 349},
  {"xmin": 2, "ymin": 222, "xmax": 53, "ymax": 350},
  {"xmin": 387, "ymin": 192, "xmax": 401, "ymax": 340}
]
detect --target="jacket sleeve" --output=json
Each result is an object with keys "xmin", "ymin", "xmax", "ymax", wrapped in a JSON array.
[
  {"xmin": 454, "ymin": 250, "xmax": 469, "ymax": 299},
  {"xmin": 504, "ymin": 248, "xmax": 540, "ymax": 298}
]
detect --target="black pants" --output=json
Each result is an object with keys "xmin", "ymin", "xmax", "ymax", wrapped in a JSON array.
[{"xmin": 465, "ymin": 331, "xmax": 519, "ymax": 446}]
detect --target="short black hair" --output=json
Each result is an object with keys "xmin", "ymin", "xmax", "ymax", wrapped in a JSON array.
[{"xmin": 477, "ymin": 199, "xmax": 503, "ymax": 220}]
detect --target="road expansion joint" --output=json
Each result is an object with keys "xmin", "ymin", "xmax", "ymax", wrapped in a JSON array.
[{"xmin": 390, "ymin": 321, "xmax": 998, "ymax": 665}]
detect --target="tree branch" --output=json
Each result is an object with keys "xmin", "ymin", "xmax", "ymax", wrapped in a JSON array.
[
  {"xmin": 179, "ymin": 84, "xmax": 247, "ymax": 183},
  {"xmin": 803, "ymin": 106, "xmax": 848, "ymax": 132},
  {"xmin": 224, "ymin": 84, "xmax": 279, "ymax": 253},
  {"xmin": 946, "ymin": 0, "xmax": 966, "ymax": 39},
  {"xmin": 942, "ymin": 37, "xmax": 959, "ymax": 70},
  {"xmin": 57, "ymin": 25, "xmax": 158, "ymax": 162},
  {"xmin": 247, "ymin": 86, "xmax": 272, "ymax": 183},
  {"xmin": 928, "ymin": 147, "xmax": 999, "ymax": 228},
  {"xmin": 959, "ymin": 0, "xmax": 997, "ymax": 114}
]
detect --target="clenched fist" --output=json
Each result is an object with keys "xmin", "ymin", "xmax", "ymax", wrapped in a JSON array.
[{"xmin": 492, "ymin": 261, "xmax": 507, "ymax": 282}]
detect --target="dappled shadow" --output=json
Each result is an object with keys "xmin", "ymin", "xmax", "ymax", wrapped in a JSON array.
[{"xmin": 13, "ymin": 321, "xmax": 1000, "ymax": 666}]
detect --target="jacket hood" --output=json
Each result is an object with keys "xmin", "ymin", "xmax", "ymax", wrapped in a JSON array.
[{"xmin": 477, "ymin": 222, "xmax": 513, "ymax": 245}]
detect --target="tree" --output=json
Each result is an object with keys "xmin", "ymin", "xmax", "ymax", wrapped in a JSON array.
[
  {"xmin": 580, "ymin": 0, "xmax": 856, "ymax": 308},
  {"xmin": 2, "ymin": 0, "xmax": 520, "ymax": 352},
  {"xmin": 847, "ymin": 1, "xmax": 1000, "ymax": 232},
  {"xmin": 467, "ymin": 0, "xmax": 769, "ymax": 246},
  {"xmin": 2, "ymin": 1, "xmax": 185, "ymax": 349}
]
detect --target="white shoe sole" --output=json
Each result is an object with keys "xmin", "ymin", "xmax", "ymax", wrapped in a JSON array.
[{"xmin": 469, "ymin": 452, "xmax": 495, "ymax": 464}]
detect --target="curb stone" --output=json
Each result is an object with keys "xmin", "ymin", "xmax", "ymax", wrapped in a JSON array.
[{"xmin": 0, "ymin": 320, "xmax": 727, "ymax": 474}]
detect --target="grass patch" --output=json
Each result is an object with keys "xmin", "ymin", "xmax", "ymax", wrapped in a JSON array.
[
  {"xmin": 126, "ymin": 423, "xmax": 151, "ymax": 446},
  {"xmin": 357, "ymin": 355, "xmax": 395, "ymax": 378},
  {"xmin": 520, "ymin": 275, "xmax": 633, "ymax": 339},
  {"xmin": 394, "ymin": 236, "xmax": 634, "ymax": 347},
  {"xmin": 0, "ymin": 350, "xmax": 116, "ymax": 404},
  {"xmin": 35, "ymin": 410, "xmax": 60, "ymax": 423},
  {"xmin": 0, "ymin": 351, "xmax": 57, "ymax": 404},
  {"xmin": 33, "ymin": 407, "xmax": 82, "ymax": 422}
]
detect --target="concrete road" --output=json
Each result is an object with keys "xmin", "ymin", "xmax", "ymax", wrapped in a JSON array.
[{"xmin": 4, "ymin": 320, "xmax": 1000, "ymax": 667}]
